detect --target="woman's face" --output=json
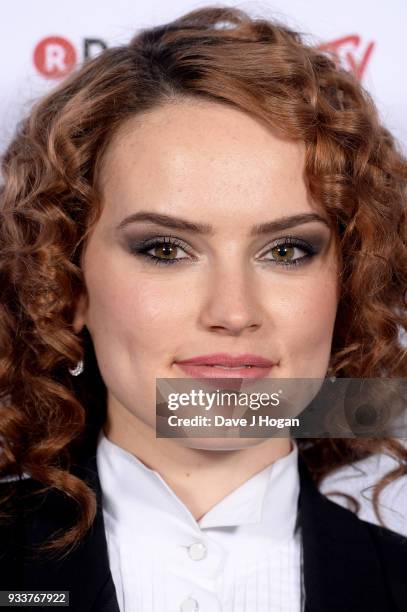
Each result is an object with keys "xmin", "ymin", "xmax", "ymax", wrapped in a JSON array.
[{"xmin": 74, "ymin": 98, "xmax": 340, "ymax": 446}]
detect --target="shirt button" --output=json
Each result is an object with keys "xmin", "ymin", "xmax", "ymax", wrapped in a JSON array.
[
  {"xmin": 187, "ymin": 541, "xmax": 207, "ymax": 561},
  {"xmin": 180, "ymin": 597, "xmax": 199, "ymax": 612}
]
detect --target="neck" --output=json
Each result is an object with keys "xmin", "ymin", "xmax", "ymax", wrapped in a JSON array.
[{"xmin": 103, "ymin": 399, "xmax": 293, "ymax": 521}]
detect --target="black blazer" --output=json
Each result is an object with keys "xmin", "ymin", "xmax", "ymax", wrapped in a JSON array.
[{"xmin": 1, "ymin": 447, "xmax": 407, "ymax": 612}]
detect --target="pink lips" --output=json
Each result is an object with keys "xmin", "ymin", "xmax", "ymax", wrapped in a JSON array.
[{"xmin": 175, "ymin": 352, "xmax": 276, "ymax": 380}]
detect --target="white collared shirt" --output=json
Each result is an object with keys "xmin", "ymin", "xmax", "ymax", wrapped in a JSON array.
[{"xmin": 96, "ymin": 431, "xmax": 303, "ymax": 612}]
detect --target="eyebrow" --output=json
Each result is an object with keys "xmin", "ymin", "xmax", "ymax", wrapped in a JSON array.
[{"xmin": 116, "ymin": 211, "xmax": 331, "ymax": 235}]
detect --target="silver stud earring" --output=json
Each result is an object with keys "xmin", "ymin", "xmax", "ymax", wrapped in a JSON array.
[
  {"xmin": 69, "ymin": 359, "xmax": 84, "ymax": 376},
  {"xmin": 327, "ymin": 366, "xmax": 336, "ymax": 383}
]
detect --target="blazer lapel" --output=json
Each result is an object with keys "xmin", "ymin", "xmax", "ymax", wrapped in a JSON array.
[{"xmin": 297, "ymin": 454, "xmax": 389, "ymax": 612}]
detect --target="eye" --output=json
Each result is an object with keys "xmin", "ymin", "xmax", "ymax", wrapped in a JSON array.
[
  {"xmin": 130, "ymin": 236, "xmax": 191, "ymax": 265},
  {"xmin": 129, "ymin": 234, "xmax": 319, "ymax": 268},
  {"xmin": 260, "ymin": 236, "xmax": 317, "ymax": 267}
]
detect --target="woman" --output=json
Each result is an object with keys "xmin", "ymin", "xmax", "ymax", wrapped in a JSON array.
[{"xmin": 0, "ymin": 6, "xmax": 406, "ymax": 612}]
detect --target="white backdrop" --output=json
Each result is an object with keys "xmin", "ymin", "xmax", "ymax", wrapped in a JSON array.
[{"xmin": 1, "ymin": 0, "xmax": 407, "ymax": 154}]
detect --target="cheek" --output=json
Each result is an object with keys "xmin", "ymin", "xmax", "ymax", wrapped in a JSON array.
[
  {"xmin": 275, "ymin": 273, "xmax": 338, "ymax": 371},
  {"xmin": 83, "ymin": 256, "xmax": 190, "ymax": 360}
]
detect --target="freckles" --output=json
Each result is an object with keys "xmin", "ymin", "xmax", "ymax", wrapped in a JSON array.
[
  {"xmin": 107, "ymin": 270, "xmax": 193, "ymax": 341},
  {"xmin": 134, "ymin": 279, "xmax": 190, "ymax": 321},
  {"xmin": 275, "ymin": 276, "xmax": 337, "ymax": 333},
  {"xmin": 303, "ymin": 299, "xmax": 337, "ymax": 349}
]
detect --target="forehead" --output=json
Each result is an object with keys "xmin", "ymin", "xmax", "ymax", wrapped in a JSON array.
[{"xmin": 96, "ymin": 98, "xmax": 318, "ymax": 226}]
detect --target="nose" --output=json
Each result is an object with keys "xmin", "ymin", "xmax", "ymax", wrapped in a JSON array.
[{"xmin": 198, "ymin": 261, "xmax": 264, "ymax": 336}]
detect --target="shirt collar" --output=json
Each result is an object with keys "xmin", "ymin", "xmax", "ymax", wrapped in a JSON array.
[{"xmin": 96, "ymin": 430, "xmax": 299, "ymax": 539}]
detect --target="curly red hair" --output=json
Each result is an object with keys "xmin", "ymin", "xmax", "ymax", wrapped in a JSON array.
[{"xmin": 1, "ymin": 6, "xmax": 406, "ymax": 560}]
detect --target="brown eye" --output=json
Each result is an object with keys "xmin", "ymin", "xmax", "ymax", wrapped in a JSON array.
[
  {"xmin": 270, "ymin": 245, "xmax": 296, "ymax": 262},
  {"xmin": 152, "ymin": 244, "xmax": 179, "ymax": 260},
  {"xmin": 260, "ymin": 237, "xmax": 317, "ymax": 268},
  {"xmin": 132, "ymin": 236, "xmax": 191, "ymax": 266}
]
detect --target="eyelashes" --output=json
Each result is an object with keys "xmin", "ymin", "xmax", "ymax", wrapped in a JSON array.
[
  {"xmin": 131, "ymin": 235, "xmax": 191, "ymax": 266},
  {"xmin": 127, "ymin": 234, "xmax": 319, "ymax": 268}
]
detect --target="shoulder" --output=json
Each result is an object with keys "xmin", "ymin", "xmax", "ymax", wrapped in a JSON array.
[
  {"xmin": 0, "ymin": 475, "xmax": 85, "ymax": 588},
  {"xmin": 324, "ymin": 488, "xmax": 407, "ymax": 610},
  {"xmin": 0, "ymin": 475, "xmax": 79, "ymax": 542},
  {"xmin": 299, "ymin": 453, "xmax": 407, "ymax": 610},
  {"xmin": 0, "ymin": 478, "xmax": 37, "ymax": 587},
  {"xmin": 362, "ymin": 517, "xmax": 407, "ymax": 561},
  {"xmin": 362, "ymin": 519, "xmax": 407, "ymax": 609},
  {"xmin": 320, "ymin": 451, "xmax": 407, "ymax": 536},
  {"xmin": 319, "ymin": 452, "xmax": 407, "ymax": 569}
]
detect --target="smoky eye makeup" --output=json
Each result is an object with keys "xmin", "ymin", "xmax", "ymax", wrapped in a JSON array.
[
  {"xmin": 120, "ymin": 226, "xmax": 331, "ymax": 269},
  {"xmin": 124, "ymin": 233, "xmax": 193, "ymax": 257}
]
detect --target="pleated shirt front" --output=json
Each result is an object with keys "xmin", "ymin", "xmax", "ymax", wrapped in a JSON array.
[{"xmin": 96, "ymin": 431, "xmax": 302, "ymax": 612}]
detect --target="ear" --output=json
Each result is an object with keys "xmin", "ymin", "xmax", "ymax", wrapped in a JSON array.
[{"xmin": 72, "ymin": 293, "xmax": 88, "ymax": 334}]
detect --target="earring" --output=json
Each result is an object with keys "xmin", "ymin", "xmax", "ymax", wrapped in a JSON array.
[
  {"xmin": 327, "ymin": 366, "xmax": 336, "ymax": 383},
  {"xmin": 69, "ymin": 359, "xmax": 84, "ymax": 376}
]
